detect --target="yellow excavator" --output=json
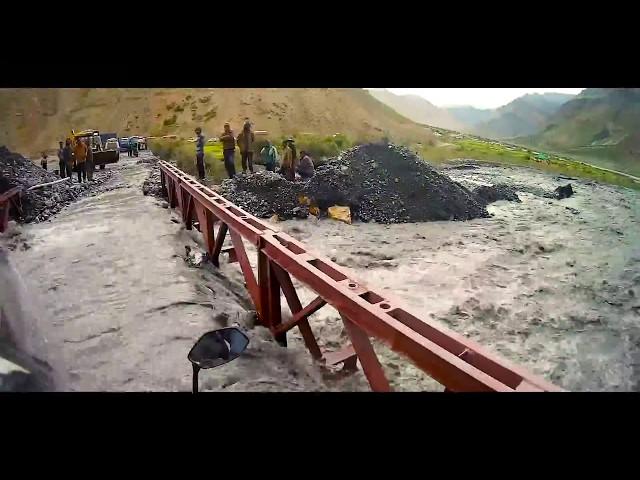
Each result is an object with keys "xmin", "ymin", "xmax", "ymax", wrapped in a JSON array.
[{"xmin": 69, "ymin": 129, "xmax": 119, "ymax": 169}]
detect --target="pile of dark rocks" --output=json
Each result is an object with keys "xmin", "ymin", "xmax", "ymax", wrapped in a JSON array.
[
  {"xmin": 220, "ymin": 170, "xmax": 309, "ymax": 219},
  {"xmin": 0, "ymin": 146, "xmax": 118, "ymax": 223},
  {"xmin": 305, "ymin": 143, "xmax": 488, "ymax": 222},
  {"xmin": 142, "ymin": 163, "xmax": 164, "ymax": 197},
  {"xmin": 472, "ymin": 184, "xmax": 521, "ymax": 204},
  {"xmin": 219, "ymin": 143, "xmax": 489, "ymax": 223}
]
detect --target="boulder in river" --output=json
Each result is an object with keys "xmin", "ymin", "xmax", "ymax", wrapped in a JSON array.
[{"xmin": 554, "ymin": 183, "xmax": 574, "ymax": 199}]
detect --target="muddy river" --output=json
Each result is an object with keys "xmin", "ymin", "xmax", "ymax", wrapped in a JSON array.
[{"xmin": 3, "ymin": 155, "xmax": 639, "ymax": 391}]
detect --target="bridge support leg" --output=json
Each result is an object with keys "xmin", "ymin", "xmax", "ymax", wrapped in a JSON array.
[
  {"xmin": 211, "ymin": 223, "xmax": 228, "ymax": 267},
  {"xmin": 271, "ymin": 263, "xmax": 323, "ymax": 360},
  {"xmin": 229, "ymin": 229, "xmax": 260, "ymax": 313},
  {"xmin": 341, "ymin": 315, "xmax": 392, "ymax": 392},
  {"xmin": 195, "ymin": 206, "xmax": 216, "ymax": 257},
  {"xmin": 258, "ymin": 250, "xmax": 285, "ymax": 346}
]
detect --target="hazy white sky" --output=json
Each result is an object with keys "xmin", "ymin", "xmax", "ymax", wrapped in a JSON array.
[{"xmin": 382, "ymin": 88, "xmax": 584, "ymax": 109}]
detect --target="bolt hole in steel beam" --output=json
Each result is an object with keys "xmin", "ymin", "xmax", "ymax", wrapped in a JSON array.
[
  {"xmin": 379, "ymin": 303, "xmax": 391, "ymax": 310},
  {"xmin": 273, "ymin": 235, "xmax": 306, "ymax": 255},
  {"xmin": 360, "ymin": 291, "xmax": 384, "ymax": 304},
  {"xmin": 307, "ymin": 259, "xmax": 348, "ymax": 282}
]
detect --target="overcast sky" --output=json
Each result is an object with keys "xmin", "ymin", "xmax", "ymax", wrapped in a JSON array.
[{"xmin": 380, "ymin": 88, "xmax": 584, "ymax": 109}]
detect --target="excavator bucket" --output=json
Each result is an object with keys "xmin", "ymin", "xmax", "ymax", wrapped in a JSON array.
[{"xmin": 93, "ymin": 150, "xmax": 119, "ymax": 167}]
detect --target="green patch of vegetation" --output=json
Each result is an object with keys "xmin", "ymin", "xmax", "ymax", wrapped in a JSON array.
[
  {"xmin": 166, "ymin": 102, "xmax": 176, "ymax": 110},
  {"xmin": 251, "ymin": 133, "xmax": 355, "ymax": 166},
  {"xmin": 174, "ymin": 104, "xmax": 185, "ymax": 112},
  {"xmin": 199, "ymin": 96, "xmax": 211, "ymax": 104},
  {"xmin": 419, "ymin": 135, "xmax": 640, "ymax": 190},
  {"xmin": 149, "ymin": 138, "xmax": 241, "ymax": 183}
]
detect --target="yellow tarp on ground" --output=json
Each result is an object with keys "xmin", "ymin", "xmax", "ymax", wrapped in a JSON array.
[{"xmin": 328, "ymin": 205, "xmax": 351, "ymax": 224}]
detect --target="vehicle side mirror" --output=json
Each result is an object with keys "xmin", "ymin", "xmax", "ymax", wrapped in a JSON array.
[{"xmin": 187, "ymin": 327, "xmax": 249, "ymax": 393}]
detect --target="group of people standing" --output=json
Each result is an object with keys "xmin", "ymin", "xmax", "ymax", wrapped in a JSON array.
[
  {"xmin": 194, "ymin": 121, "xmax": 315, "ymax": 181},
  {"xmin": 56, "ymin": 137, "xmax": 95, "ymax": 183}
]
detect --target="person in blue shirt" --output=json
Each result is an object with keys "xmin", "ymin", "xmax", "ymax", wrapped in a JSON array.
[
  {"xmin": 128, "ymin": 137, "xmax": 138, "ymax": 157},
  {"xmin": 260, "ymin": 140, "xmax": 278, "ymax": 172}
]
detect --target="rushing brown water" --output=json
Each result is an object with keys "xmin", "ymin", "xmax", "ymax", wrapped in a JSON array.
[
  {"xmin": 261, "ymin": 165, "xmax": 640, "ymax": 391},
  {"xmin": 4, "ymin": 155, "xmax": 639, "ymax": 391},
  {"xmin": 3, "ymin": 155, "xmax": 358, "ymax": 391}
]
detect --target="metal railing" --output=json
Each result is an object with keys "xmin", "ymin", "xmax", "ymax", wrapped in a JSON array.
[{"xmin": 159, "ymin": 161, "xmax": 562, "ymax": 392}]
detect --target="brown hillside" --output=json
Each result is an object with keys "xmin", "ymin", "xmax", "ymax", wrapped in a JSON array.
[{"xmin": 0, "ymin": 88, "xmax": 435, "ymax": 155}]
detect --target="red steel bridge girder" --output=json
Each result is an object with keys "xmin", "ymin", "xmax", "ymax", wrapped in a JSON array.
[
  {"xmin": 0, "ymin": 187, "xmax": 22, "ymax": 233},
  {"xmin": 158, "ymin": 161, "xmax": 563, "ymax": 392}
]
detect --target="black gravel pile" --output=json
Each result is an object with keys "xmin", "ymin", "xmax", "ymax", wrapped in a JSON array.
[
  {"xmin": 0, "ymin": 145, "xmax": 117, "ymax": 223},
  {"xmin": 305, "ymin": 143, "xmax": 489, "ymax": 223},
  {"xmin": 472, "ymin": 184, "xmax": 521, "ymax": 204},
  {"xmin": 142, "ymin": 164, "xmax": 164, "ymax": 197},
  {"xmin": 220, "ymin": 171, "xmax": 308, "ymax": 219},
  {"xmin": 217, "ymin": 143, "xmax": 489, "ymax": 223}
]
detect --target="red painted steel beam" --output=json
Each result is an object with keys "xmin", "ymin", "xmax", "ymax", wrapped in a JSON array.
[
  {"xmin": 273, "ymin": 295, "xmax": 327, "ymax": 335},
  {"xmin": 158, "ymin": 161, "xmax": 562, "ymax": 392},
  {"xmin": 0, "ymin": 187, "xmax": 21, "ymax": 233}
]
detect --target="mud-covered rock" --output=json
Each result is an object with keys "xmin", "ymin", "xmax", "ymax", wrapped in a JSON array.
[
  {"xmin": 142, "ymin": 164, "xmax": 164, "ymax": 197},
  {"xmin": 473, "ymin": 184, "xmax": 521, "ymax": 204},
  {"xmin": 554, "ymin": 183, "xmax": 574, "ymax": 199}
]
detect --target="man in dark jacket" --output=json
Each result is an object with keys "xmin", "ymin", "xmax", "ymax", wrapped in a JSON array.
[
  {"xmin": 195, "ymin": 127, "xmax": 206, "ymax": 179},
  {"xmin": 57, "ymin": 141, "xmax": 65, "ymax": 178},
  {"xmin": 297, "ymin": 151, "xmax": 315, "ymax": 179},
  {"xmin": 219, "ymin": 123, "xmax": 236, "ymax": 179},
  {"xmin": 85, "ymin": 139, "xmax": 94, "ymax": 182},
  {"xmin": 236, "ymin": 121, "xmax": 255, "ymax": 174},
  {"xmin": 62, "ymin": 139, "xmax": 74, "ymax": 181}
]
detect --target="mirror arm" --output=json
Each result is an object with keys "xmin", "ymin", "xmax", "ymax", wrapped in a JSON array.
[{"xmin": 192, "ymin": 363, "xmax": 200, "ymax": 394}]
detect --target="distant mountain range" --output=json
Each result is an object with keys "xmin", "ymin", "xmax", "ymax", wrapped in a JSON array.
[
  {"xmin": 521, "ymin": 88, "xmax": 640, "ymax": 175},
  {"xmin": 368, "ymin": 89, "xmax": 464, "ymax": 131},
  {"xmin": 445, "ymin": 106, "xmax": 493, "ymax": 129},
  {"xmin": 370, "ymin": 88, "xmax": 640, "ymax": 175},
  {"xmin": 468, "ymin": 93, "xmax": 575, "ymax": 139},
  {"xmin": 370, "ymin": 89, "xmax": 576, "ymax": 140}
]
